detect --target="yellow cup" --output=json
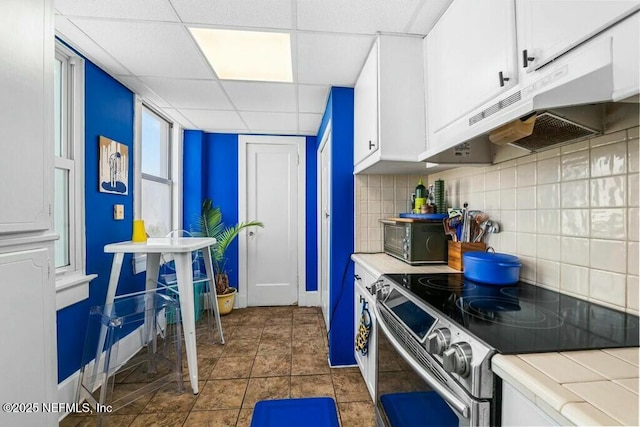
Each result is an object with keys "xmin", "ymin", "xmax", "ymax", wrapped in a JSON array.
[{"xmin": 132, "ymin": 219, "xmax": 147, "ymax": 242}]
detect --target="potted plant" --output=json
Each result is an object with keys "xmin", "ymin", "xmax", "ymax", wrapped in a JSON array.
[{"xmin": 195, "ymin": 199, "xmax": 263, "ymax": 315}]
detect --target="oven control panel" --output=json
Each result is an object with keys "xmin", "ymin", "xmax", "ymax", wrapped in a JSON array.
[{"xmin": 379, "ymin": 276, "xmax": 495, "ymax": 399}]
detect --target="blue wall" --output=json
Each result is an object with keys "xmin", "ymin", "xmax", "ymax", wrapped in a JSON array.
[
  {"xmin": 317, "ymin": 87, "xmax": 355, "ymax": 366},
  {"xmin": 183, "ymin": 133, "xmax": 318, "ymax": 293},
  {"xmin": 56, "ymin": 59, "xmax": 143, "ymax": 382}
]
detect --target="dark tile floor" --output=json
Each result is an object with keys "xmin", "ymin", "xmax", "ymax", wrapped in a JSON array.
[{"xmin": 61, "ymin": 306, "xmax": 376, "ymax": 426}]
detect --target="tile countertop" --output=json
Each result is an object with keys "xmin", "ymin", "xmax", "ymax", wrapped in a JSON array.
[
  {"xmin": 353, "ymin": 253, "xmax": 640, "ymax": 426},
  {"xmin": 351, "ymin": 252, "xmax": 458, "ymax": 278},
  {"xmin": 493, "ymin": 349, "xmax": 640, "ymax": 426}
]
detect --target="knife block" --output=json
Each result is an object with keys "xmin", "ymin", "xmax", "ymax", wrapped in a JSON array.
[{"xmin": 448, "ymin": 242, "xmax": 486, "ymax": 271}]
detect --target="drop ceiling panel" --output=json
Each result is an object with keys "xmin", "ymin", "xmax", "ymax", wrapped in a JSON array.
[
  {"xmin": 179, "ymin": 109, "xmax": 247, "ymax": 131},
  {"xmin": 70, "ymin": 19, "xmax": 213, "ymax": 79},
  {"xmin": 296, "ymin": 33, "xmax": 373, "ymax": 85},
  {"xmin": 54, "ymin": 0, "xmax": 180, "ymax": 21},
  {"xmin": 140, "ymin": 77, "xmax": 234, "ymax": 110},
  {"xmin": 407, "ymin": 0, "xmax": 453, "ymax": 35},
  {"xmin": 170, "ymin": 0, "xmax": 293, "ymax": 29},
  {"xmin": 241, "ymin": 112, "xmax": 297, "ymax": 132},
  {"xmin": 296, "ymin": 0, "xmax": 422, "ymax": 34},
  {"xmin": 117, "ymin": 76, "xmax": 172, "ymax": 108},
  {"xmin": 222, "ymin": 81, "xmax": 296, "ymax": 112},
  {"xmin": 55, "ymin": 17, "xmax": 131, "ymax": 76},
  {"xmin": 298, "ymin": 84, "xmax": 330, "ymax": 113},
  {"xmin": 299, "ymin": 113, "xmax": 323, "ymax": 133},
  {"xmin": 157, "ymin": 108, "xmax": 196, "ymax": 130}
]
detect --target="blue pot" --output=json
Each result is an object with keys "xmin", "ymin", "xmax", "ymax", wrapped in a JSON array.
[{"xmin": 463, "ymin": 251, "xmax": 521, "ymax": 285}]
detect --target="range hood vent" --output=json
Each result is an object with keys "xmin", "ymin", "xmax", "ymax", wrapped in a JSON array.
[
  {"xmin": 488, "ymin": 110, "xmax": 602, "ymax": 152},
  {"xmin": 509, "ymin": 111, "xmax": 600, "ymax": 151}
]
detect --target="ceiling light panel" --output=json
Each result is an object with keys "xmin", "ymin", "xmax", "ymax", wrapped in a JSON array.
[{"xmin": 190, "ymin": 28, "xmax": 293, "ymax": 83}]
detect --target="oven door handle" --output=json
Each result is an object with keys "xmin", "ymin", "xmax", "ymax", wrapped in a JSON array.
[{"xmin": 375, "ymin": 307, "xmax": 471, "ymax": 419}]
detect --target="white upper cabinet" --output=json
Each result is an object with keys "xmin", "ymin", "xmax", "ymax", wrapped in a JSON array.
[
  {"xmin": 354, "ymin": 35, "xmax": 427, "ymax": 174},
  {"xmin": 516, "ymin": 0, "xmax": 640, "ymax": 73},
  {"xmin": 0, "ymin": 0, "xmax": 53, "ymax": 234},
  {"xmin": 354, "ymin": 44, "xmax": 379, "ymax": 166},
  {"xmin": 425, "ymin": 0, "xmax": 517, "ymax": 137}
]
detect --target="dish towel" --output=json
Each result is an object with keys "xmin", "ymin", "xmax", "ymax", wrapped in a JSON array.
[{"xmin": 355, "ymin": 301, "xmax": 371, "ymax": 356}]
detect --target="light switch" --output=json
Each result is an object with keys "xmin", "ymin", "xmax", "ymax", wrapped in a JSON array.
[{"xmin": 114, "ymin": 204, "xmax": 124, "ymax": 220}]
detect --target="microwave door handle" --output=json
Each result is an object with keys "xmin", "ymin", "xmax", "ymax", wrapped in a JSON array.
[{"xmin": 375, "ymin": 304, "xmax": 470, "ymax": 419}]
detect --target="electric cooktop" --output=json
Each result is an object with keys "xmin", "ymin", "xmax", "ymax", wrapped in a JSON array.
[{"xmin": 384, "ymin": 273, "xmax": 640, "ymax": 354}]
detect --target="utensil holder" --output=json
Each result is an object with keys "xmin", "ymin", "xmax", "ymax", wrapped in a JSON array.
[{"xmin": 448, "ymin": 241, "xmax": 486, "ymax": 271}]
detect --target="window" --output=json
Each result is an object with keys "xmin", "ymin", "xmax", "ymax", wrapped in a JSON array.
[
  {"xmin": 54, "ymin": 42, "xmax": 94, "ymax": 309},
  {"xmin": 141, "ymin": 106, "xmax": 172, "ymax": 237}
]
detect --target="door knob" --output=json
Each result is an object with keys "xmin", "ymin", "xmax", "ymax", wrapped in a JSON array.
[{"xmin": 249, "ymin": 231, "xmax": 255, "ymax": 236}]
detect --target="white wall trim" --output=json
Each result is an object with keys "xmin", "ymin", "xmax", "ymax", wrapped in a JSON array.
[
  {"xmin": 299, "ymin": 290, "xmax": 320, "ymax": 307},
  {"xmin": 317, "ymin": 121, "xmax": 332, "ymax": 328},
  {"xmin": 238, "ymin": 135, "xmax": 307, "ymax": 308}
]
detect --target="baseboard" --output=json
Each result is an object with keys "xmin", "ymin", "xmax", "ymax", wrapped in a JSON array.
[
  {"xmin": 299, "ymin": 290, "xmax": 319, "ymax": 307},
  {"xmin": 57, "ymin": 326, "xmax": 146, "ymax": 421}
]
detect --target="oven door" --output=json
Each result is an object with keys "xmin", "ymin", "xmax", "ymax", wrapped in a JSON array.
[{"xmin": 374, "ymin": 302, "xmax": 491, "ymax": 427}]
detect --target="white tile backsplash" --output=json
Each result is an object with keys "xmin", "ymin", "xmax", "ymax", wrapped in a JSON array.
[
  {"xmin": 590, "ymin": 269, "xmax": 627, "ymax": 308},
  {"xmin": 355, "ymin": 126, "xmax": 639, "ymax": 311},
  {"xmin": 562, "ymin": 209, "xmax": 590, "ymax": 237},
  {"xmin": 537, "ymin": 157, "xmax": 561, "ymax": 184},
  {"xmin": 590, "ymin": 141, "xmax": 627, "ymax": 177},
  {"xmin": 591, "ymin": 209, "xmax": 626, "ymax": 240},
  {"xmin": 591, "ymin": 176, "xmax": 626, "ymax": 207},
  {"xmin": 590, "ymin": 239, "xmax": 627, "ymax": 274},
  {"xmin": 537, "ymin": 209, "xmax": 560, "ymax": 235},
  {"xmin": 562, "ymin": 150, "xmax": 590, "ymax": 181},
  {"xmin": 561, "ymin": 264, "xmax": 590, "ymax": 297},
  {"xmin": 517, "ymin": 161, "xmax": 537, "ymax": 187},
  {"xmin": 536, "ymin": 183, "xmax": 560, "ymax": 209},
  {"xmin": 561, "ymin": 180, "xmax": 589, "ymax": 208}
]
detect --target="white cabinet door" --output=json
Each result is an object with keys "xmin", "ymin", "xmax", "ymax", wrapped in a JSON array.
[
  {"xmin": 353, "ymin": 35, "xmax": 427, "ymax": 174},
  {"xmin": 517, "ymin": 0, "xmax": 640, "ymax": 71},
  {"xmin": 426, "ymin": 0, "xmax": 517, "ymax": 134},
  {"xmin": 354, "ymin": 263, "xmax": 377, "ymax": 400},
  {"xmin": 0, "ymin": 0, "xmax": 52, "ymax": 234},
  {"xmin": 354, "ymin": 43, "xmax": 379, "ymax": 166},
  {"xmin": 0, "ymin": 247, "xmax": 57, "ymax": 427}
]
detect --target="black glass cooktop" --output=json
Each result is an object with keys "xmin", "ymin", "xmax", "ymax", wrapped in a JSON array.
[{"xmin": 384, "ymin": 273, "xmax": 640, "ymax": 354}]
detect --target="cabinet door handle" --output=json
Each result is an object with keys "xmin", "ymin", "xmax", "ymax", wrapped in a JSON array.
[
  {"xmin": 368, "ymin": 140, "xmax": 375, "ymax": 150},
  {"xmin": 522, "ymin": 49, "xmax": 535, "ymax": 68},
  {"xmin": 354, "ymin": 274, "xmax": 362, "ymax": 281},
  {"xmin": 498, "ymin": 71, "xmax": 510, "ymax": 87}
]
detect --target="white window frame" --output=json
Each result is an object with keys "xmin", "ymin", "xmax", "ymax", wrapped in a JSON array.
[
  {"xmin": 54, "ymin": 42, "xmax": 96, "ymax": 310},
  {"xmin": 133, "ymin": 97, "xmax": 182, "ymax": 273}
]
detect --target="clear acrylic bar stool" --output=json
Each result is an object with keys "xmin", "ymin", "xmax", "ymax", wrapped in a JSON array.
[{"xmin": 75, "ymin": 290, "xmax": 183, "ymax": 426}]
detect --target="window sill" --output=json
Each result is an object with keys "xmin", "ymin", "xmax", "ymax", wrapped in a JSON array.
[{"xmin": 56, "ymin": 273, "xmax": 97, "ymax": 310}]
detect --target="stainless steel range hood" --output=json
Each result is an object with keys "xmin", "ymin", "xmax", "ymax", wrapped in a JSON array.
[{"xmin": 421, "ymin": 15, "xmax": 640, "ymax": 166}]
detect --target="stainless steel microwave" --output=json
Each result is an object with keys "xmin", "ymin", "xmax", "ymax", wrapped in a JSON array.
[{"xmin": 380, "ymin": 220, "xmax": 447, "ymax": 264}]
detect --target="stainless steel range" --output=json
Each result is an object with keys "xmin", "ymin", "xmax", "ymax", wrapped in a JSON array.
[{"xmin": 373, "ymin": 273, "xmax": 639, "ymax": 427}]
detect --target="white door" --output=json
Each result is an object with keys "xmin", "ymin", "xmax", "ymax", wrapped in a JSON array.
[
  {"xmin": 242, "ymin": 137, "xmax": 303, "ymax": 306},
  {"xmin": 319, "ymin": 128, "xmax": 331, "ymax": 328}
]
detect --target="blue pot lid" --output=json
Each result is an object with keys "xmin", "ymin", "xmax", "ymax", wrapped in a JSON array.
[{"xmin": 463, "ymin": 251, "xmax": 521, "ymax": 266}]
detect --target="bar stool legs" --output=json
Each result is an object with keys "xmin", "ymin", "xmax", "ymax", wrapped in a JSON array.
[{"xmin": 75, "ymin": 291, "xmax": 183, "ymax": 425}]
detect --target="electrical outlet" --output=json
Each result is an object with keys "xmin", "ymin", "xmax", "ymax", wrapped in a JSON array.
[{"xmin": 114, "ymin": 204, "xmax": 124, "ymax": 220}]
